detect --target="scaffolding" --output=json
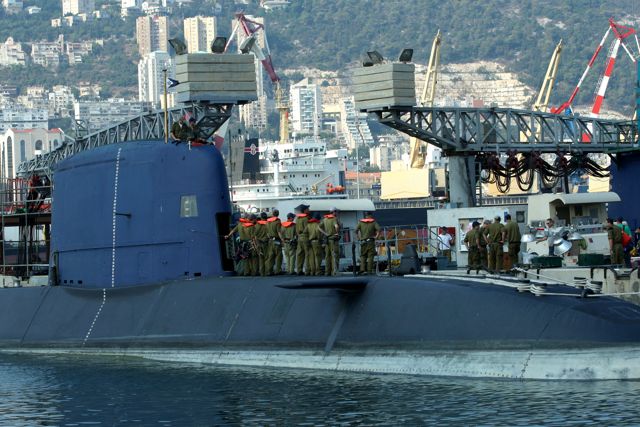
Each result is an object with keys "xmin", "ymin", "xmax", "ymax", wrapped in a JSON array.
[{"xmin": 0, "ymin": 176, "xmax": 51, "ymax": 280}]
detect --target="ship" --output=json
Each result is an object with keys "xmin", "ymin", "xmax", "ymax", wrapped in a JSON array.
[{"xmin": 1, "ymin": 140, "xmax": 640, "ymax": 380}]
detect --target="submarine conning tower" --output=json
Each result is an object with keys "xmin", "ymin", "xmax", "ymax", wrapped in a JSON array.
[{"xmin": 50, "ymin": 141, "xmax": 234, "ymax": 288}]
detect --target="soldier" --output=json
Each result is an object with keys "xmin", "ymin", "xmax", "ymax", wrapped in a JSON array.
[
  {"xmin": 281, "ymin": 213, "xmax": 297, "ymax": 274},
  {"xmin": 254, "ymin": 212, "xmax": 270, "ymax": 276},
  {"xmin": 486, "ymin": 215, "xmax": 506, "ymax": 273},
  {"xmin": 225, "ymin": 213, "xmax": 248, "ymax": 275},
  {"xmin": 295, "ymin": 204, "xmax": 311, "ymax": 275},
  {"xmin": 356, "ymin": 211, "xmax": 381, "ymax": 275},
  {"xmin": 307, "ymin": 213, "xmax": 323, "ymax": 275},
  {"xmin": 479, "ymin": 219, "xmax": 491, "ymax": 269},
  {"xmin": 266, "ymin": 209, "xmax": 283, "ymax": 275},
  {"xmin": 607, "ymin": 217, "xmax": 624, "ymax": 265},
  {"xmin": 170, "ymin": 116, "xmax": 188, "ymax": 142},
  {"xmin": 464, "ymin": 221, "xmax": 481, "ymax": 270},
  {"xmin": 504, "ymin": 213, "xmax": 521, "ymax": 268},
  {"xmin": 320, "ymin": 207, "xmax": 341, "ymax": 276},
  {"xmin": 238, "ymin": 214, "xmax": 257, "ymax": 276}
]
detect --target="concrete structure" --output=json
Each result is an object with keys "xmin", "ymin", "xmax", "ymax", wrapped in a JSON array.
[
  {"xmin": 2, "ymin": 0, "xmax": 22, "ymax": 13},
  {"xmin": 73, "ymin": 98, "xmax": 150, "ymax": 133},
  {"xmin": 48, "ymin": 85, "xmax": 76, "ymax": 117},
  {"xmin": 369, "ymin": 144, "xmax": 393, "ymax": 171},
  {"xmin": 340, "ymin": 97, "xmax": 373, "ymax": 150},
  {"xmin": 138, "ymin": 51, "xmax": 174, "ymax": 109},
  {"xmin": 136, "ymin": 15, "xmax": 168, "ymax": 57},
  {"xmin": 120, "ymin": 0, "xmax": 141, "ymax": 16},
  {"xmin": 183, "ymin": 16, "xmax": 216, "ymax": 53},
  {"xmin": 0, "ymin": 107, "xmax": 48, "ymax": 134},
  {"xmin": 31, "ymin": 36, "xmax": 64, "ymax": 68},
  {"xmin": 62, "ymin": 0, "xmax": 94, "ymax": 15},
  {"xmin": 0, "ymin": 37, "xmax": 26, "ymax": 66},
  {"xmin": 290, "ymin": 78, "xmax": 322, "ymax": 136},
  {"xmin": 0, "ymin": 128, "xmax": 62, "ymax": 179}
]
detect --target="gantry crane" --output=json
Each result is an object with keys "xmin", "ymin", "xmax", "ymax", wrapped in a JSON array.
[
  {"xmin": 409, "ymin": 30, "xmax": 441, "ymax": 169},
  {"xmin": 227, "ymin": 13, "xmax": 289, "ymax": 144},
  {"xmin": 552, "ymin": 18, "xmax": 639, "ymax": 117}
]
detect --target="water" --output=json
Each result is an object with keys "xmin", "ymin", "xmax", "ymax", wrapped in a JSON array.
[{"xmin": 0, "ymin": 353, "xmax": 639, "ymax": 426}]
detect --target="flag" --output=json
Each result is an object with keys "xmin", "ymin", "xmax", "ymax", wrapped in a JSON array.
[{"xmin": 167, "ymin": 78, "xmax": 180, "ymax": 89}]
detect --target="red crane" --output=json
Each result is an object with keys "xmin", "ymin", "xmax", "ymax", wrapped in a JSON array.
[{"xmin": 552, "ymin": 18, "xmax": 638, "ymax": 117}]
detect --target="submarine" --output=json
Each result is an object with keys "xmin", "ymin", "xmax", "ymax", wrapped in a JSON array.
[{"xmin": 2, "ymin": 140, "xmax": 640, "ymax": 380}]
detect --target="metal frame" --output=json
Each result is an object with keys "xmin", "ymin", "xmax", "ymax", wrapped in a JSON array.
[
  {"xmin": 372, "ymin": 107, "xmax": 639, "ymax": 155},
  {"xmin": 17, "ymin": 104, "xmax": 233, "ymax": 177}
]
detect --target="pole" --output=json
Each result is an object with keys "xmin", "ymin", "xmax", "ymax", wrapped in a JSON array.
[
  {"xmin": 636, "ymin": 61, "xmax": 640, "ymax": 142},
  {"xmin": 163, "ymin": 68, "xmax": 168, "ymax": 144}
]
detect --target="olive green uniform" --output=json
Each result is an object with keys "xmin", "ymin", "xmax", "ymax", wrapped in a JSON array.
[
  {"xmin": 295, "ymin": 214, "xmax": 310, "ymax": 274},
  {"xmin": 307, "ymin": 220, "xmax": 322, "ymax": 275},
  {"xmin": 479, "ymin": 225, "xmax": 489, "ymax": 268},
  {"xmin": 356, "ymin": 218, "xmax": 381, "ymax": 274},
  {"xmin": 321, "ymin": 215, "xmax": 340, "ymax": 276},
  {"xmin": 170, "ymin": 121, "xmax": 188, "ymax": 141},
  {"xmin": 464, "ymin": 228, "xmax": 480, "ymax": 269},
  {"xmin": 254, "ymin": 221, "xmax": 269, "ymax": 276},
  {"xmin": 608, "ymin": 225, "xmax": 624, "ymax": 265},
  {"xmin": 281, "ymin": 222, "xmax": 296, "ymax": 274},
  {"xmin": 486, "ymin": 222, "xmax": 505, "ymax": 272},
  {"xmin": 266, "ymin": 217, "xmax": 282, "ymax": 275},
  {"xmin": 238, "ymin": 224, "xmax": 256, "ymax": 276},
  {"xmin": 504, "ymin": 219, "xmax": 521, "ymax": 267}
]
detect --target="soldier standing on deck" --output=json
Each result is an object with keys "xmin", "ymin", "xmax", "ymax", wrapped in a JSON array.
[
  {"xmin": 254, "ymin": 212, "xmax": 270, "ymax": 276},
  {"xmin": 238, "ymin": 214, "xmax": 257, "ymax": 276},
  {"xmin": 464, "ymin": 221, "xmax": 481, "ymax": 270},
  {"xmin": 295, "ymin": 204, "xmax": 311, "ymax": 275},
  {"xmin": 486, "ymin": 215, "xmax": 506, "ymax": 273},
  {"xmin": 504, "ymin": 213, "xmax": 521, "ymax": 268},
  {"xmin": 607, "ymin": 217, "xmax": 624, "ymax": 265},
  {"xmin": 281, "ymin": 213, "xmax": 297, "ymax": 274},
  {"xmin": 356, "ymin": 211, "xmax": 381, "ymax": 275},
  {"xmin": 266, "ymin": 209, "xmax": 283, "ymax": 275},
  {"xmin": 320, "ymin": 207, "xmax": 341, "ymax": 276},
  {"xmin": 307, "ymin": 213, "xmax": 323, "ymax": 275}
]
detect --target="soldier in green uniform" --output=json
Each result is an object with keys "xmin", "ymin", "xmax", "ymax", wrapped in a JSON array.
[
  {"xmin": 504, "ymin": 213, "xmax": 521, "ymax": 268},
  {"xmin": 607, "ymin": 218, "xmax": 624, "ymax": 265},
  {"xmin": 254, "ymin": 212, "xmax": 270, "ymax": 276},
  {"xmin": 486, "ymin": 215, "xmax": 506, "ymax": 273},
  {"xmin": 238, "ymin": 214, "xmax": 257, "ymax": 276},
  {"xmin": 464, "ymin": 221, "xmax": 481, "ymax": 270},
  {"xmin": 265, "ymin": 209, "xmax": 283, "ymax": 275},
  {"xmin": 320, "ymin": 207, "xmax": 341, "ymax": 276},
  {"xmin": 356, "ymin": 211, "xmax": 381, "ymax": 275},
  {"xmin": 281, "ymin": 213, "xmax": 297, "ymax": 274},
  {"xmin": 170, "ymin": 116, "xmax": 188, "ymax": 142},
  {"xmin": 479, "ymin": 219, "xmax": 491, "ymax": 269},
  {"xmin": 295, "ymin": 204, "xmax": 311, "ymax": 275},
  {"xmin": 307, "ymin": 213, "xmax": 323, "ymax": 275}
]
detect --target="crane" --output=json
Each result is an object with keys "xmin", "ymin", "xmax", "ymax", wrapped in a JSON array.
[
  {"xmin": 227, "ymin": 13, "xmax": 289, "ymax": 144},
  {"xmin": 534, "ymin": 40, "xmax": 563, "ymax": 112},
  {"xmin": 552, "ymin": 18, "xmax": 639, "ymax": 117},
  {"xmin": 409, "ymin": 30, "xmax": 441, "ymax": 169}
]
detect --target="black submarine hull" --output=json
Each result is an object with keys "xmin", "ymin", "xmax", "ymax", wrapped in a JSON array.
[{"xmin": 3, "ymin": 274, "xmax": 640, "ymax": 379}]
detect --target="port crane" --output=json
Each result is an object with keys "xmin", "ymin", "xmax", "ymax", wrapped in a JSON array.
[
  {"xmin": 409, "ymin": 30, "xmax": 441, "ymax": 169},
  {"xmin": 534, "ymin": 40, "xmax": 563, "ymax": 113},
  {"xmin": 227, "ymin": 13, "xmax": 290, "ymax": 144},
  {"xmin": 552, "ymin": 18, "xmax": 639, "ymax": 117}
]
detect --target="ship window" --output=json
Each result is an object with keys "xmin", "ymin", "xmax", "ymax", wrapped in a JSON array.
[{"xmin": 180, "ymin": 195, "xmax": 198, "ymax": 217}]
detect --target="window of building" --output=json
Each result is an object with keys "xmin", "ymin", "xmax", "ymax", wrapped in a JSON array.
[
  {"xmin": 19, "ymin": 140, "xmax": 25, "ymax": 162},
  {"xmin": 35, "ymin": 140, "xmax": 43, "ymax": 151},
  {"xmin": 180, "ymin": 195, "xmax": 198, "ymax": 217}
]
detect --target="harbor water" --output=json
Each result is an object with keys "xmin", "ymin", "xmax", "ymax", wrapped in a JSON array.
[{"xmin": 1, "ymin": 353, "xmax": 640, "ymax": 425}]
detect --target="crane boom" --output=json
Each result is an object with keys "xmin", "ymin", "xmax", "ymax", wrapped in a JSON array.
[
  {"xmin": 410, "ymin": 30, "xmax": 441, "ymax": 169},
  {"xmin": 534, "ymin": 40, "xmax": 562, "ymax": 112}
]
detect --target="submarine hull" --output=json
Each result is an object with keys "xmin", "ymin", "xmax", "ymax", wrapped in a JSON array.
[{"xmin": 3, "ymin": 275, "xmax": 640, "ymax": 380}]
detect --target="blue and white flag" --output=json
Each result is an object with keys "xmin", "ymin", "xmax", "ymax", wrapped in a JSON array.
[{"xmin": 167, "ymin": 78, "xmax": 180, "ymax": 89}]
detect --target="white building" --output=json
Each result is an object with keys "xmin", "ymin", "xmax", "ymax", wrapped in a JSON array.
[
  {"xmin": 0, "ymin": 128, "xmax": 63, "ymax": 179},
  {"xmin": 369, "ymin": 145, "xmax": 393, "ymax": 171},
  {"xmin": 48, "ymin": 85, "xmax": 76, "ymax": 117},
  {"xmin": 62, "ymin": 0, "xmax": 94, "ymax": 15},
  {"xmin": 0, "ymin": 37, "xmax": 26, "ymax": 66},
  {"xmin": 289, "ymin": 78, "xmax": 322, "ymax": 136},
  {"xmin": 340, "ymin": 97, "xmax": 374, "ymax": 150},
  {"xmin": 0, "ymin": 107, "xmax": 48, "ymax": 134},
  {"xmin": 2, "ymin": 0, "xmax": 22, "ymax": 14},
  {"xmin": 235, "ymin": 15, "xmax": 269, "ymax": 131},
  {"xmin": 73, "ymin": 98, "xmax": 150, "ymax": 132},
  {"xmin": 138, "ymin": 51, "xmax": 174, "ymax": 109},
  {"xmin": 136, "ymin": 15, "xmax": 168, "ymax": 57},
  {"xmin": 183, "ymin": 16, "xmax": 216, "ymax": 53},
  {"xmin": 31, "ymin": 36, "xmax": 65, "ymax": 68},
  {"xmin": 120, "ymin": 0, "xmax": 141, "ymax": 16}
]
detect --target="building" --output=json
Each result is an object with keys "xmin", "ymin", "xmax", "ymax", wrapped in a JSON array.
[
  {"xmin": 48, "ymin": 85, "xmax": 76, "ymax": 117},
  {"xmin": 235, "ymin": 15, "xmax": 269, "ymax": 131},
  {"xmin": 183, "ymin": 16, "xmax": 216, "ymax": 53},
  {"xmin": 65, "ymin": 40, "xmax": 94, "ymax": 64},
  {"xmin": 2, "ymin": 0, "xmax": 22, "ymax": 14},
  {"xmin": 62, "ymin": 0, "xmax": 94, "ymax": 15},
  {"xmin": 340, "ymin": 97, "xmax": 374, "ymax": 150},
  {"xmin": 0, "ymin": 106, "xmax": 49, "ymax": 134},
  {"xmin": 369, "ymin": 145, "xmax": 393, "ymax": 171},
  {"xmin": 120, "ymin": 0, "xmax": 141, "ymax": 16},
  {"xmin": 26, "ymin": 5, "xmax": 40, "ymax": 14},
  {"xmin": 289, "ymin": 78, "xmax": 322, "ymax": 136},
  {"xmin": 31, "ymin": 36, "xmax": 65, "ymax": 68},
  {"xmin": 0, "ymin": 128, "xmax": 63, "ymax": 179},
  {"xmin": 138, "ymin": 51, "xmax": 174, "ymax": 109},
  {"xmin": 136, "ymin": 15, "xmax": 168, "ymax": 57},
  {"xmin": 0, "ymin": 37, "xmax": 26, "ymax": 66},
  {"xmin": 73, "ymin": 98, "xmax": 150, "ymax": 133}
]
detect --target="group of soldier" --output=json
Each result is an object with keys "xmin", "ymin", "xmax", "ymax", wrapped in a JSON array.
[
  {"xmin": 170, "ymin": 116, "xmax": 202, "ymax": 143},
  {"xmin": 225, "ymin": 205, "xmax": 382, "ymax": 276},
  {"xmin": 462, "ymin": 213, "xmax": 521, "ymax": 272}
]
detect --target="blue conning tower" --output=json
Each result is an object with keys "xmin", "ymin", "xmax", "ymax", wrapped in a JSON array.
[{"xmin": 51, "ymin": 142, "xmax": 233, "ymax": 288}]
